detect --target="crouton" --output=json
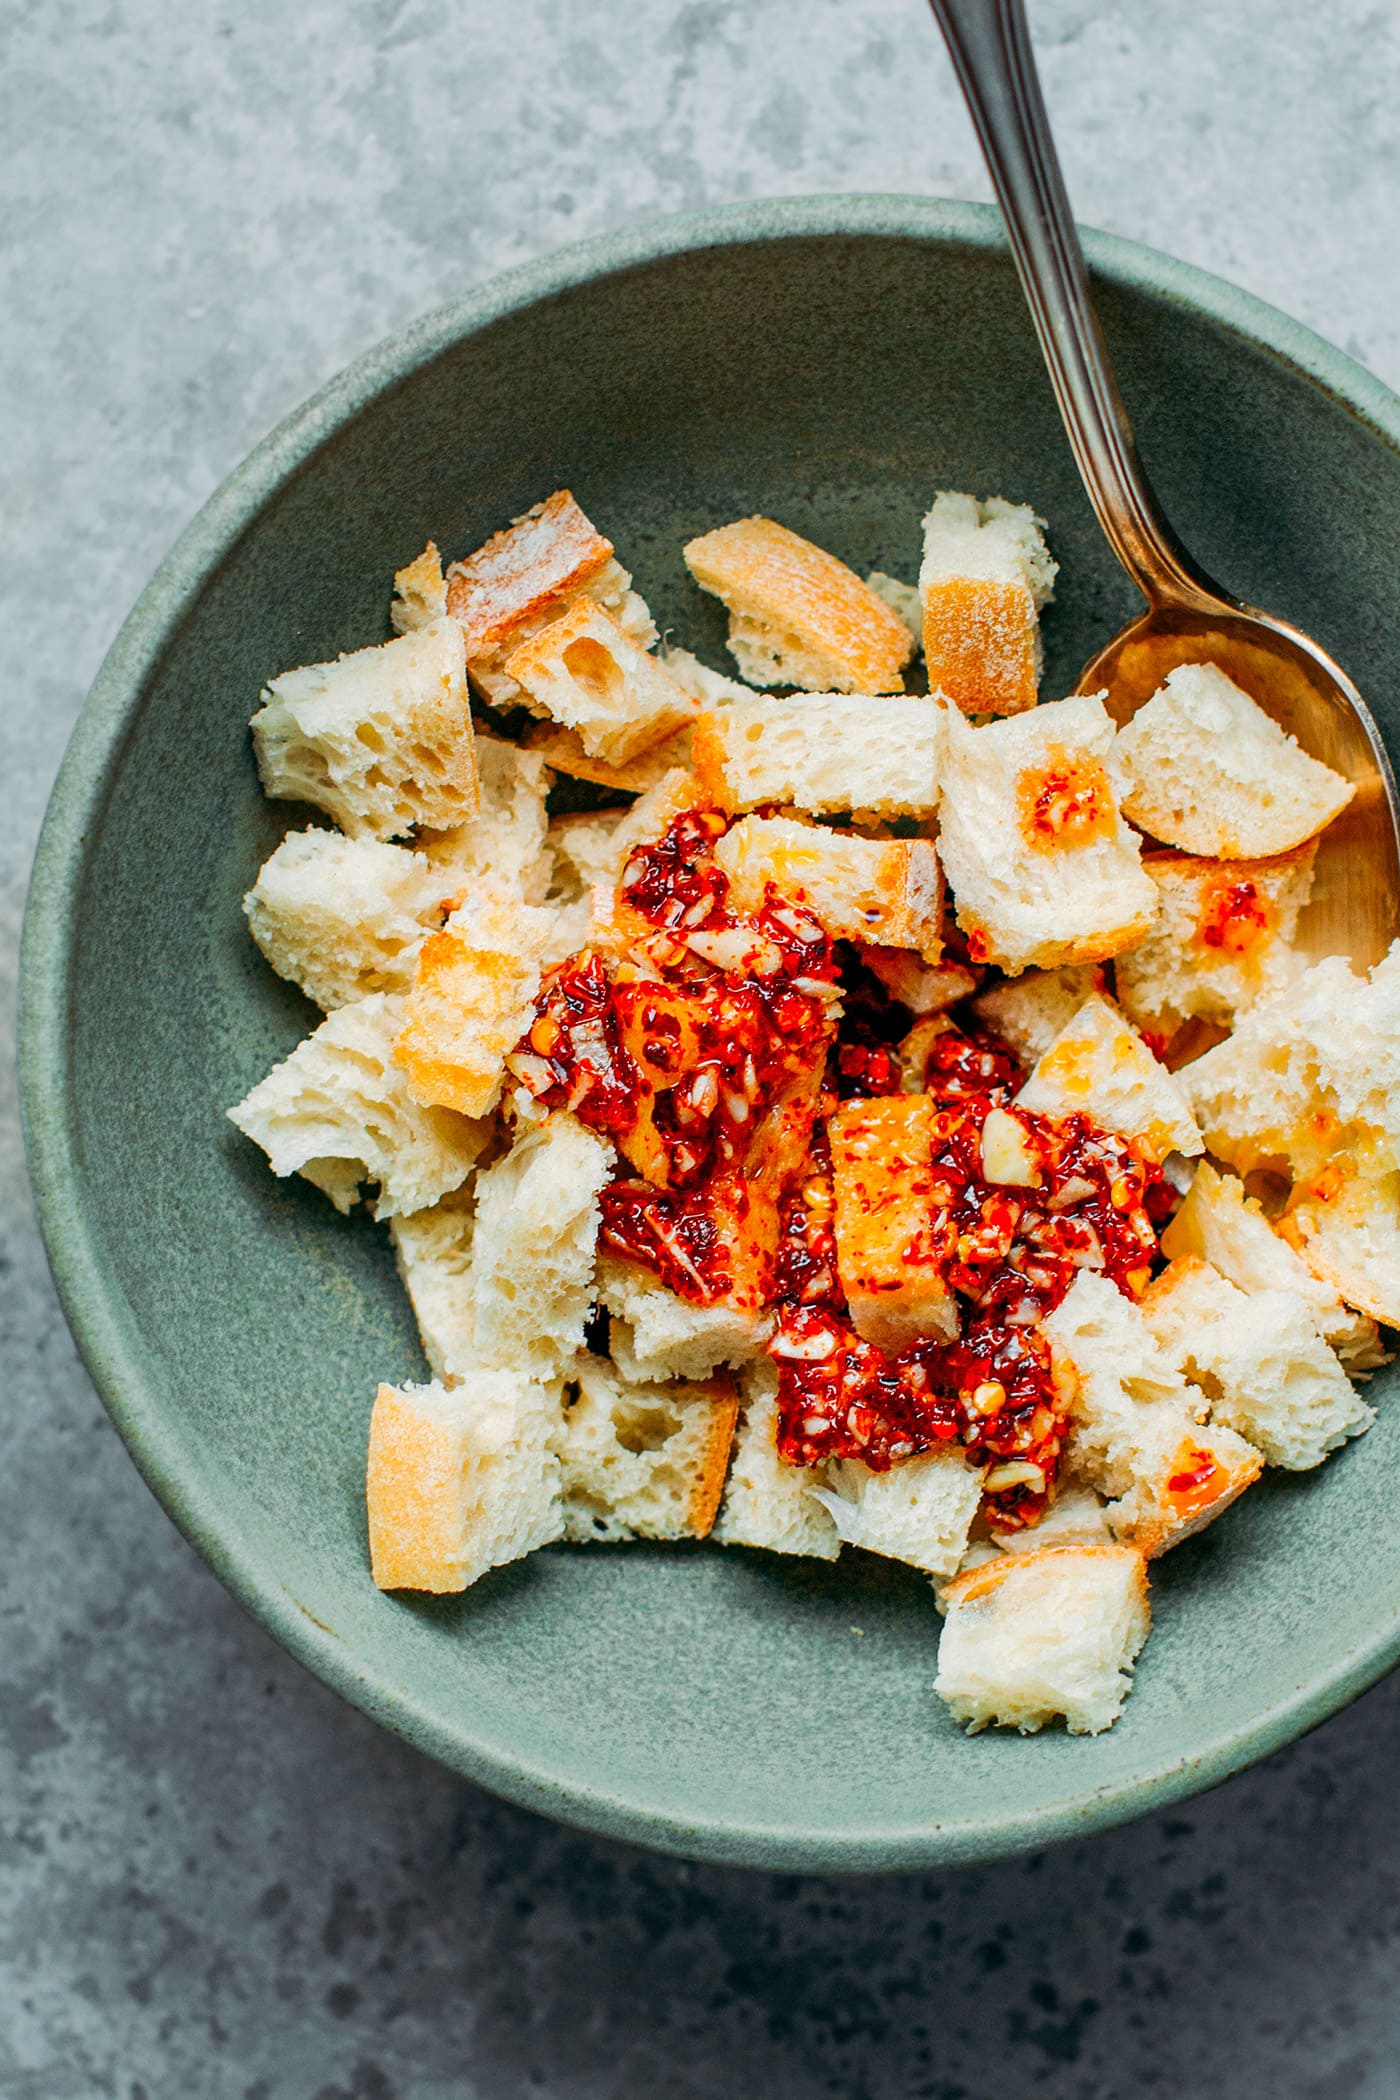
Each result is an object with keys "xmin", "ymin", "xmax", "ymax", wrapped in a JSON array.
[
  {"xmin": 971, "ymin": 964, "xmax": 1103, "ymax": 1066},
  {"xmin": 714, "ymin": 814, "xmax": 942, "ymax": 957},
  {"xmin": 389, "ymin": 1184, "xmax": 478, "ymax": 1385},
  {"xmin": 1043, "ymin": 1271, "xmax": 1262, "ymax": 1555},
  {"xmin": 228, "ymin": 992, "xmax": 487, "ymax": 1218},
  {"xmin": 243, "ymin": 829, "xmax": 447, "ymax": 1011},
  {"xmin": 1015, "ymin": 994, "xmax": 1203, "ymax": 1162},
  {"xmin": 1114, "ymin": 663, "xmax": 1355, "ymax": 856},
  {"xmin": 934, "ymin": 1543, "xmax": 1150, "ymax": 1735},
  {"xmin": 391, "ymin": 542, "xmax": 447, "ymax": 634},
  {"xmin": 813, "ymin": 1446, "xmax": 984, "ymax": 1577},
  {"xmin": 990, "ymin": 1478, "xmax": 1112, "ymax": 1552},
  {"xmin": 469, "ymin": 1113, "xmax": 615, "ymax": 1376},
  {"xmin": 660, "ymin": 646, "xmax": 756, "ymax": 706},
  {"xmin": 559, "ymin": 1357, "xmax": 739, "ymax": 1542},
  {"xmin": 936, "ymin": 694, "xmax": 1157, "ymax": 971},
  {"xmin": 1280, "ymin": 1160, "xmax": 1400, "ymax": 1328},
  {"xmin": 504, "ymin": 598, "xmax": 697, "ymax": 765},
  {"xmin": 394, "ymin": 889, "xmax": 554, "ymax": 1121},
  {"xmin": 683, "ymin": 516, "xmax": 913, "ymax": 694},
  {"xmin": 521, "ymin": 720, "xmax": 694, "ymax": 793},
  {"xmin": 1115, "ymin": 845, "xmax": 1315, "ymax": 1040},
  {"xmin": 692, "ymin": 693, "xmax": 944, "ymax": 818},
  {"xmin": 919, "ymin": 491, "xmax": 1057, "ymax": 717},
  {"xmin": 251, "ymin": 620, "xmax": 478, "ymax": 843},
  {"xmin": 711, "ymin": 1360, "xmax": 841, "ymax": 1559},
  {"xmin": 1141, "ymin": 1256, "xmax": 1373, "ymax": 1469},
  {"xmin": 864, "ymin": 571, "xmax": 923, "ymax": 650},
  {"xmin": 1184, "ymin": 945, "xmax": 1400, "ymax": 1178},
  {"xmin": 418, "ymin": 733, "xmax": 553, "ymax": 908},
  {"xmin": 1160, "ymin": 1161, "xmax": 1386, "ymax": 1371},
  {"xmin": 445, "ymin": 490, "xmax": 655, "ymax": 705},
  {"xmin": 366, "ymin": 1369, "xmax": 564, "ymax": 1592},
  {"xmin": 598, "ymin": 1256, "xmax": 773, "ymax": 1381},
  {"xmin": 861, "ymin": 948, "xmax": 980, "ymax": 1016},
  {"xmin": 828, "ymin": 1094, "xmax": 959, "ymax": 1347}
]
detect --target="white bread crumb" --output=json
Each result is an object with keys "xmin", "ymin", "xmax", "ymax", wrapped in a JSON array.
[
  {"xmin": 864, "ymin": 571, "xmax": 923, "ymax": 649},
  {"xmin": 1115, "ymin": 846, "xmax": 1315, "ymax": 1038},
  {"xmin": 714, "ymin": 814, "xmax": 942, "ymax": 958},
  {"xmin": 1015, "ymin": 994, "xmax": 1202, "ymax": 1162},
  {"xmin": 419, "ymin": 733, "xmax": 553, "ymax": 909},
  {"xmin": 692, "ymin": 693, "xmax": 944, "ymax": 818},
  {"xmin": 244, "ymin": 828, "xmax": 446, "ymax": 1011},
  {"xmin": 813, "ymin": 1446, "xmax": 984, "ymax": 1577},
  {"xmin": 712, "ymin": 1361, "xmax": 841, "ymax": 1559},
  {"xmin": 470, "ymin": 1114, "xmax": 615, "ymax": 1377},
  {"xmin": 1280, "ymin": 1160, "xmax": 1400, "ymax": 1328},
  {"xmin": 390, "ymin": 542, "xmax": 447, "ymax": 634},
  {"xmin": 559, "ymin": 1356, "xmax": 739, "ymax": 1543},
  {"xmin": 920, "ymin": 491, "xmax": 1056, "ymax": 717},
  {"xmin": 658, "ymin": 646, "xmax": 755, "ymax": 706},
  {"xmin": 390, "ymin": 1184, "xmax": 478, "ymax": 1385},
  {"xmin": 599, "ymin": 1256, "xmax": 774, "ymax": 1381}
]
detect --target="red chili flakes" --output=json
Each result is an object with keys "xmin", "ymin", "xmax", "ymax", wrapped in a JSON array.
[
  {"xmin": 1197, "ymin": 874, "xmax": 1274, "ymax": 956},
  {"xmin": 1016, "ymin": 748, "xmax": 1117, "ymax": 852}
]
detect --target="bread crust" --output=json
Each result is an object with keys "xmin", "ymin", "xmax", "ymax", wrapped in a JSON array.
[
  {"xmin": 447, "ymin": 490, "xmax": 614, "ymax": 656},
  {"xmin": 504, "ymin": 597, "xmax": 696, "ymax": 764},
  {"xmin": 521, "ymin": 720, "xmax": 694, "ymax": 792}
]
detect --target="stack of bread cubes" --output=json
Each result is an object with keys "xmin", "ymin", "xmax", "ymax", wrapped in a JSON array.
[{"xmin": 229, "ymin": 482, "xmax": 1395, "ymax": 1743}]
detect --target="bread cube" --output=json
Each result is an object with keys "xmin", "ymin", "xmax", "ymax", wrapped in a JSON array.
[
  {"xmin": 559, "ymin": 1357, "xmax": 740, "ymax": 1543},
  {"xmin": 660, "ymin": 646, "xmax": 756, "ymax": 705},
  {"xmin": 390, "ymin": 541, "xmax": 447, "ymax": 634},
  {"xmin": 1015, "ymin": 994, "xmax": 1202, "ymax": 1162},
  {"xmin": 713, "ymin": 815, "xmax": 942, "ymax": 957},
  {"xmin": 864, "ymin": 571, "xmax": 923, "ymax": 650},
  {"xmin": 504, "ymin": 598, "xmax": 697, "ymax": 766},
  {"xmin": 366, "ymin": 1369, "xmax": 564, "ymax": 1592},
  {"xmin": 1160, "ymin": 1162, "xmax": 1385, "ymax": 1371},
  {"xmin": 860, "ymin": 948, "xmax": 980, "ymax": 1016},
  {"xmin": 1115, "ymin": 845, "xmax": 1315, "ymax": 1039},
  {"xmin": 243, "ymin": 829, "xmax": 447, "ymax": 1012},
  {"xmin": 251, "ymin": 619, "xmax": 478, "ymax": 843},
  {"xmin": 445, "ymin": 489, "xmax": 655, "ymax": 705},
  {"xmin": 828, "ymin": 1095, "xmax": 959, "ymax": 1347},
  {"xmin": 598, "ymin": 1256, "xmax": 773, "ymax": 1381},
  {"xmin": 394, "ymin": 889, "xmax": 554, "ymax": 1121},
  {"xmin": 971, "ymin": 964, "xmax": 1103, "ymax": 1066},
  {"xmin": 470, "ymin": 1113, "xmax": 615, "ymax": 1376},
  {"xmin": 228, "ymin": 991, "xmax": 487, "ymax": 1218},
  {"xmin": 1114, "ymin": 663, "xmax": 1355, "ymax": 857},
  {"xmin": 1184, "ymin": 944, "xmax": 1400, "ymax": 1179},
  {"xmin": 419, "ymin": 733, "xmax": 553, "ymax": 909},
  {"xmin": 813, "ymin": 1447, "xmax": 984, "ymax": 1578},
  {"xmin": 390, "ymin": 1185, "xmax": 478, "ymax": 1386},
  {"xmin": 1281, "ymin": 1160, "xmax": 1400, "ymax": 1329},
  {"xmin": 692, "ymin": 693, "xmax": 943, "ymax": 819},
  {"xmin": 711, "ymin": 1361, "xmax": 841, "ymax": 1560},
  {"xmin": 683, "ymin": 516, "xmax": 913, "ymax": 694},
  {"xmin": 1044, "ymin": 1271, "xmax": 1262, "ymax": 1555},
  {"xmin": 990, "ymin": 1478, "xmax": 1112, "ymax": 1553},
  {"xmin": 522, "ymin": 719, "xmax": 694, "ymax": 793},
  {"xmin": 919, "ymin": 491, "xmax": 1057, "ymax": 717},
  {"xmin": 934, "ymin": 1544, "xmax": 1150, "ymax": 1736},
  {"xmin": 936, "ymin": 694, "xmax": 1157, "ymax": 971},
  {"xmin": 546, "ymin": 807, "xmax": 628, "ymax": 903},
  {"xmin": 1141, "ymin": 1256, "xmax": 1372, "ymax": 1470}
]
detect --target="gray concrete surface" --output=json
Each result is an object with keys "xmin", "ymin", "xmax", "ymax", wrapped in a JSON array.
[{"xmin": 5, "ymin": 1, "xmax": 1400, "ymax": 2093}]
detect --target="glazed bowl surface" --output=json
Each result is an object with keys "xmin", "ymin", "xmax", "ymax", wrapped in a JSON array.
[{"xmin": 22, "ymin": 195, "xmax": 1400, "ymax": 1871}]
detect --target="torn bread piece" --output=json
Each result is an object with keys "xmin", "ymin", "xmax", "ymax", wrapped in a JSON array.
[
  {"xmin": 990, "ymin": 1479, "xmax": 1112, "ymax": 1553},
  {"xmin": 391, "ymin": 542, "xmax": 447, "ymax": 634},
  {"xmin": 828, "ymin": 1094, "xmax": 959, "ymax": 1347},
  {"xmin": 683, "ymin": 516, "xmax": 913, "ymax": 694},
  {"xmin": 390, "ymin": 1184, "xmax": 478, "ymax": 1385},
  {"xmin": 546, "ymin": 807, "xmax": 629, "ymax": 901},
  {"xmin": 711, "ymin": 1361, "xmax": 841, "ymax": 1560},
  {"xmin": 394, "ymin": 889, "xmax": 554, "ymax": 1120},
  {"xmin": 934, "ymin": 1544, "xmax": 1150, "ymax": 1736},
  {"xmin": 714, "ymin": 815, "xmax": 942, "ymax": 957},
  {"xmin": 864, "ymin": 571, "xmax": 923, "ymax": 651},
  {"xmin": 1015, "ymin": 994, "xmax": 1203, "ymax": 1162},
  {"xmin": 559, "ymin": 1357, "xmax": 739, "ymax": 1543},
  {"xmin": 244, "ymin": 829, "xmax": 447, "ymax": 1011},
  {"xmin": 919, "ymin": 491, "xmax": 1057, "ymax": 717},
  {"xmin": 1044, "ymin": 1271, "xmax": 1262, "ymax": 1555},
  {"xmin": 1114, "ymin": 663, "xmax": 1355, "ymax": 857},
  {"xmin": 470, "ymin": 1114, "xmax": 615, "ymax": 1376},
  {"xmin": 692, "ymin": 693, "xmax": 944, "ymax": 818},
  {"xmin": 504, "ymin": 598, "xmax": 697, "ymax": 765},
  {"xmin": 228, "ymin": 992, "xmax": 487, "ymax": 1218},
  {"xmin": 1160, "ymin": 1162, "xmax": 1385, "ymax": 1371},
  {"xmin": 936, "ymin": 694, "xmax": 1156, "ymax": 971},
  {"xmin": 598, "ymin": 1256, "xmax": 774, "ymax": 1382},
  {"xmin": 1141, "ymin": 1256, "xmax": 1372, "ymax": 1469},
  {"xmin": 251, "ymin": 619, "xmax": 478, "ymax": 843},
  {"xmin": 445, "ymin": 489, "xmax": 655, "ymax": 705},
  {"xmin": 660, "ymin": 646, "xmax": 755, "ymax": 706},
  {"xmin": 971, "ymin": 964, "xmax": 1103, "ymax": 1067},
  {"xmin": 366, "ymin": 1370, "xmax": 564, "ymax": 1592},
  {"xmin": 814, "ymin": 1446, "xmax": 985, "ymax": 1578},
  {"xmin": 1280, "ymin": 1160, "xmax": 1400, "ymax": 1329},
  {"xmin": 861, "ymin": 949, "xmax": 980, "ymax": 1016},
  {"xmin": 1115, "ymin": 845, "xmax": 1315, "ymax": 1041},
  {"xmin": 419, "ymin": 733, "xmax": 553, "ymax": 909},
  {"xmin": 521, "ymin": 720, "xmax": 694, "ymax": 793}
]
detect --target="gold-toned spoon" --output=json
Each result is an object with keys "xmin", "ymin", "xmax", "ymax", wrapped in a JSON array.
[{"xmin": 928, "ymin": 0, "xmax": 1400, "ymax": 967}]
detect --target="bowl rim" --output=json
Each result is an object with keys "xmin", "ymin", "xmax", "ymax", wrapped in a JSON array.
[{"xmin": 20, "ymin": 191, "xmax": 1400, "ymax": 1873}]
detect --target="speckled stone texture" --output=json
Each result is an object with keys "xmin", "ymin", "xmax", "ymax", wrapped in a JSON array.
[{"xmin": 6, "ymin": 1, "xmax": 1400, "ymax": 2092}]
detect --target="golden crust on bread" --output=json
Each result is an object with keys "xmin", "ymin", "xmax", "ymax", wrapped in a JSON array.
[
  {"xmin": 394, "ymin": 893, "xmax": 552, "ymax": 1119},
  {"xmin": 447, "ymin": 490, "xmax": 614, "ymax": 657},
  {"xmin": 924, "ymin": 575, "xmax": 1040, "ymax": 716}
]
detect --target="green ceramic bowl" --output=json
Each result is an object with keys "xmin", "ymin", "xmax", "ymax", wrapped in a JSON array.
[{"xmin": 21, "ymin": 196, "xmax": 1400, "ymax": 1872}]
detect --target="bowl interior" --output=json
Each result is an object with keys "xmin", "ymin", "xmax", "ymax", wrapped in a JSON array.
[{"xmin": 29, "ymin": 202, "xmax": 1400, "ymax": 1869}]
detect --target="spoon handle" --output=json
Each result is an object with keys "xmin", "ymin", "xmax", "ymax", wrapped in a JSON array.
[{"xmin": 927, "ymin": 0, "xmax": 1221, "ymax": 610}]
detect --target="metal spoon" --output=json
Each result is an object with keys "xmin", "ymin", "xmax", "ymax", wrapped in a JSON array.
[{"xmin": 927, "ymin": 0, "xmax": 1400, "ymax": 967}]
